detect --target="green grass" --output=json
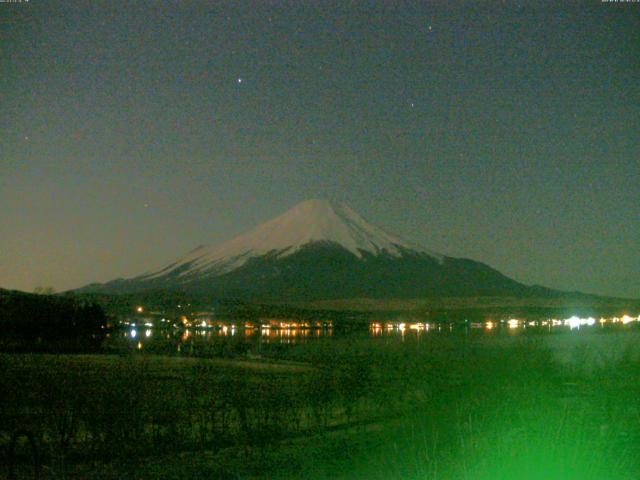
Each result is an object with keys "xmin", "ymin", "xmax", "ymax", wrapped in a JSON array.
[{"xmin": 2, "ymin": 332, "xmax": 640, "ymax": 479}]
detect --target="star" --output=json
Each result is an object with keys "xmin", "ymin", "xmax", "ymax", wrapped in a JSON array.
[
  {"xmin": 237, "ymin": 77, "xmax": 243, "ymax": 84},
  {"xmin": 410, "ymin": 102, "xmax": 415, "ymax": 108},
  {"xmin": 428, "ymin": 25, "xmax": 433, "ymax": 32}
]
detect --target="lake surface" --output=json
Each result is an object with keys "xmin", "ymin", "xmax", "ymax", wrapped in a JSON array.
[{"xmin": 108, "ymin": 313, "xmax": 640, "ymax": 365}]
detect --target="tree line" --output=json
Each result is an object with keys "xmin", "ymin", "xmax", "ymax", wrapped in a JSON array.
[{"xmin": 0, "ymin": 289, "xmax": 107, "ymax": 350}]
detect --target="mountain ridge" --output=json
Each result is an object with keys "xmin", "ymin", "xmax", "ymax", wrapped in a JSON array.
[
  {"xmin": 79, "ymin": 199, "xmax": 562, "ymax": 300},
  {"xmin": 137, "ymin": 199, "xmax": 442, "ymax": 283}
]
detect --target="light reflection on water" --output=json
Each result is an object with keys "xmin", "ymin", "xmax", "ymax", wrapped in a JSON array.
[
  {"xmin": 120, "ymin": 324, "xmax": 337, "ymax": 350},
  {"xmin": 118, "ymin": 313, "xmax": 640, "ymax": 351}
]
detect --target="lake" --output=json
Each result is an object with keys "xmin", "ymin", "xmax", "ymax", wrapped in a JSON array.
[{"xmin": 109, "ymin": 313, "xmax": 640, "ymax": 366}]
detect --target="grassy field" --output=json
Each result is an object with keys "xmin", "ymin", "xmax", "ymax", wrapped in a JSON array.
[{"xmin": 2, "ymin": 330, "xmax": 640, "ymax": 479}]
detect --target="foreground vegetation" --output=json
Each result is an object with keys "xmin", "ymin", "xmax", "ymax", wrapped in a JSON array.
[{"xmin": 2, "ymin": 330, "xmax": 640, "ymax": 479}]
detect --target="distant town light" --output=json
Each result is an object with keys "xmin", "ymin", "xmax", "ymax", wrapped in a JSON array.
[{"xmin": 621, "ymin": 315, "xmax": 634, "ymax": 325}]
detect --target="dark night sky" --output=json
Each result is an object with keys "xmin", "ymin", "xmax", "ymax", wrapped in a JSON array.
[{"xmin": 1, "ymin": 1, "xmax": 639, "ymax": 297}]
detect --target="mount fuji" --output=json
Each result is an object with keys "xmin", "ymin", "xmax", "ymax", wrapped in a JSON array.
[{"xmin": 80, "ymin": 199, "xmax": 552, "ymax": 300}]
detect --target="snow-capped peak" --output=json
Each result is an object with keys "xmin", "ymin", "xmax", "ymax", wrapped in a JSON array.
[{"xmin": 143, "ymin": 199, "xmax": 441, "ymax": 279}]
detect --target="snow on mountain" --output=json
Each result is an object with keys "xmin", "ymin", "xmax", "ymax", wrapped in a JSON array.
[
  {"xmin": 141, "ymin": 199, "xmax": 442, "ymax": 280},
  {"xmin": 79, "ymin": 198, "xmax": 557, "ymax": 300}
]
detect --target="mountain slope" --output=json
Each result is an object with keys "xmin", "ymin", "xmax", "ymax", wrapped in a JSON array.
[
  {"xmin": 80, "ymin": 199, "xmax": 553, "ymax": 300},
  {"xmin": 140, "ymin": 199, "xmax": 441, "ymax": 282}
]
